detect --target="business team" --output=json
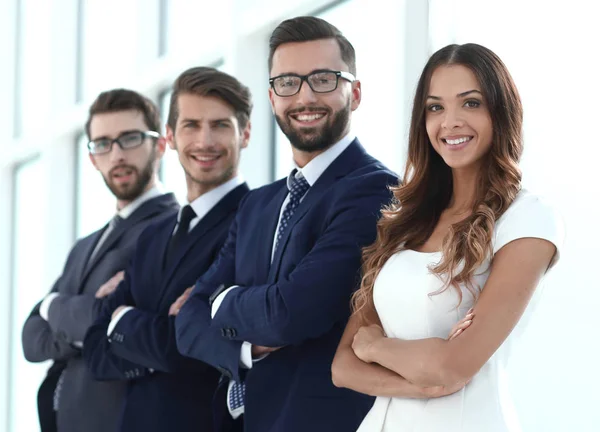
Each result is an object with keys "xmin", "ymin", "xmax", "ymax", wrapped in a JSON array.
[{"xmin": 21, "ymin": 14, "xmax": 545, "ymax": 432}]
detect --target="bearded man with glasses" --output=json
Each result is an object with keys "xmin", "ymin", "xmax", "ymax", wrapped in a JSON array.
[
  {"xmin": 176, "ymin": 16, "xmax": 398, "ymax": 432},
  {"xmin": 22, "ymin": 89, "xmax": 178, "ymax": 432}
]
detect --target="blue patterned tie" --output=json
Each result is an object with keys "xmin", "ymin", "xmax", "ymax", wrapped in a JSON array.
[
  {"xmin": 229, "ymin": 379, "xmax": 246, "ymax": 411},
  {"xmin": 228, "ymin": 172, "xmax": 310, "ymax": 413},
  {"xmin": 274, "ymin": 171, "xmax": 310, "ymax": 253}
]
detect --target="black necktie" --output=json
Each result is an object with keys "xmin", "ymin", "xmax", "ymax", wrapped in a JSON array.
[{"xmin": 165, "ymin": 205, "xmax": 196, "ymax": 268}]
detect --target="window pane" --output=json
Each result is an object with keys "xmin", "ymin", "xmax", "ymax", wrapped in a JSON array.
[
  {"xmin": 76, "ymin": 134, "xmax": 115, "ymax": 237},
  {"xmin": 9, "ymin": 156, "xmax": 47, "ymax": 432},
  {"xmin": 159, "ymin": 91, "xmax": 186, "ymax": 204}
]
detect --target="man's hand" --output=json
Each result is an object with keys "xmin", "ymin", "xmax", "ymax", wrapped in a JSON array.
[
  {"xmin": 169, "ymin": 286, "xmax": 194, "ymax": 316},
  {"xmin": 96, "ymin": 271, "xmax": 125, "ymax": 298},
  {"xmin": 352, "ymin": 324, "xmax": 385, "ymax": 364},
  {"xmin": 251, "ymin": 345, "xmax": 281, "ymax": 358},
  {"xmin": 112, "ymin": 305, "xmax": 131, "ymax": 321}
]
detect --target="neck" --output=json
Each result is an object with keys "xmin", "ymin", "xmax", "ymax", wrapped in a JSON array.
[
  {"xmin": 186, "ymin": 172, "xmax": 234, "ymax": 203},
  {"xmin": 116, "ymin": 176, "xmax": 156, "ymax": 211},
  {"xmin": 449, "ymin": 166, "xmax": 480, "ymax": 212},
  {"xmin": 292, "ymin": 147, "xmax": 326, "ymax": 168}
]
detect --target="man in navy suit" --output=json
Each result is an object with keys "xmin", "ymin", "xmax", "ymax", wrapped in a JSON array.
[
  {"xmin": 175, "ymin": 17, "xmax": 398, "ymax": 432},
  {"xmin": 83, "ymin": 67, "xmax": 252, "ymax": 432},
  {"xmin": 22, "ymin": 89, "xmax": 179, "ymax": 432}
]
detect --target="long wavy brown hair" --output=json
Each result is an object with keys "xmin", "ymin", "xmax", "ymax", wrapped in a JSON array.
[{"xmin": 353, "ymin": 44, "xmax": 524, "ymax": 323}]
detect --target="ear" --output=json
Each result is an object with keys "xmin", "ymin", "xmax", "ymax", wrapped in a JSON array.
[
  {"xmin": 155, "ymin": 136, "xmax": 167, "ymax": 160},
  {"xmin": 165, "ymin": 124, "xmax": 176, "ymax": 151},
  {"xmin": 268, "ymin": 88, "xmax": 276, "ymax": 114},
  {"xmin": 88, "ymin": 152, "xmax": 99, "ymax": 170},
  {"xmin": 240, "ymin": 121, "xmax": 251, "ymax": 149},
  {"xmin": 350, "ymin": 80, "xmax": 362, "ymax": 111}
]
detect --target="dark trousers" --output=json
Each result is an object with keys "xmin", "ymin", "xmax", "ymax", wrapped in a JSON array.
[{"xmin": 37, "ymin": 362, "xmax": 65, "ymax": 432}]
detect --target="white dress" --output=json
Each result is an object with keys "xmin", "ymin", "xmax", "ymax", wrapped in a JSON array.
[{"xmin": 357, "ymin": 190, "xmax": 564, "ymax": 432}]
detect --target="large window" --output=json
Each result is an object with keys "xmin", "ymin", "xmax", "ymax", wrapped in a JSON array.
[{"xmin": 9, "ymin": 156, "xmax": 48, "ymax": 432}]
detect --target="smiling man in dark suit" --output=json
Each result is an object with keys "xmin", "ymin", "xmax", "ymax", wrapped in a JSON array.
[
  {"xmin": 21, "ymin": 89, "xmax": 179, "ymax": 432},
  {"xmin": 175, "ymin": 17, "xmax": 399, "ymax": 432},
  {"xmin": 83, "ymin": 67, "xmax": 252, "ymax": 432}
]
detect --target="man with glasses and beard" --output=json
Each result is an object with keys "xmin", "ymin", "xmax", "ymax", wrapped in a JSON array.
[
  {"xmin": 22, "ymin": 89, "xmax": 178, "ymax": 432},
  {"xmin": 175, "ymin": 16, "xmax": 398, "ymax": 432}
]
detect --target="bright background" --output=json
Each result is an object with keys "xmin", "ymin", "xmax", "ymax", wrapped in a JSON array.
[{"xmin": 1, "ymin": 0, "xmax": 598, "ymax": 431}]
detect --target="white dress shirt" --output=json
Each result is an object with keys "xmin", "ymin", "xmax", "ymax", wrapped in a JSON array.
[
  {"xmin": 106, "ymin": 176, "xmax": 245, "ymax": 337},
  {"xmin": 211, "ymin": 132, "xmax": 356, "ymax": 417}
]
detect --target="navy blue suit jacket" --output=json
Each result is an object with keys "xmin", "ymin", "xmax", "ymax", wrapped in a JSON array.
[
  {"xmin": 176, "ymin": 140, "xmax": 398, "ymax": 432},
  {"xmin": 83, "ymin": 183, "xmax": 249, "ymax": 432}
]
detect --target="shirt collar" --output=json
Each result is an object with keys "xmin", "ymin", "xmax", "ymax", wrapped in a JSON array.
[
  {"xmin": 287, "ymin": 132, "xmax": 355, "ymax": 189},
  {"xmin": 117, "ymin": 182, "xmax": 165, "ymax": 219},
  {"xmin": 180, "ymin": 175, "xmax": 245, "ymax": 224}
]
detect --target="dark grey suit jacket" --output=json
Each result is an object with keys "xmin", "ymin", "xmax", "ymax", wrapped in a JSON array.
[{"xmin": 22, "ymin": 193, "xmax": 179, "ymax": 432}]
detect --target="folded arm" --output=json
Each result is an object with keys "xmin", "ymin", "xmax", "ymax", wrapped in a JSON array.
[
  {"xmin": 83, "ymin": 273, "xmax": 152, "ymax": 381},
  {"xmin": 332, "ymin": 310, "xmax": 465, "ymax": 398},
  {"xmin": 356, "ymin": 238, "xmax": 557, "ymax": 387},
  {"xmin": 22, "ymin": 299, "xmax": 80, "ymax": 363},
  {"xmin": 210, "ymin": 184, "xmax": 391, "ymax": 347}
]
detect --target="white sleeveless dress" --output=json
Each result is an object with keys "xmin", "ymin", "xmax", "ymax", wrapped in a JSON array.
[{"xmin": 357, "ymin": 190, "xmax": 564, "ymax": 432}]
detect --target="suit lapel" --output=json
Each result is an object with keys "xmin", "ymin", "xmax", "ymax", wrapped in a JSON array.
[
  {"xmin": 80, "ymin": 193, "xmax": 178, "ymax": 288},
  {"xmin": 76, "ymin": 229, "xmax": 105, "ymax": 286},
  {"xmin": 160, "ymin": 184, "xmax": 250, "ymax": 299},
  {"xmin": 267, "ymin": 140, "xmax": 367, "ymax": 282},
  {"xmin": 256, "ymin": 183, "xmax": 288, "ymax": 282}
]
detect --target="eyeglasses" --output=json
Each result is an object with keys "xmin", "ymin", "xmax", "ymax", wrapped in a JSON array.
[
  {"xmin": 269, "ymin": 70, "xmax": 356, "ymax": 97},
  {"xmin": 87, "ymin": 130, "xmax": 160, "ymax": 155}
]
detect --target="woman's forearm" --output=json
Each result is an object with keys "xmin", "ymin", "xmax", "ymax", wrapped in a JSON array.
[
  {"xmin": 332, "ymin": 348, "xmax": 427, "ymax": 398},
  {"xmin": 368, "ymin": 337, "xmax": 459, "ymax": 387}
]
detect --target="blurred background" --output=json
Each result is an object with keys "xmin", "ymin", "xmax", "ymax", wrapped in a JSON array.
[{"xmin": 1, "ymin": 0, "xmax": 598, "ymax": 430}]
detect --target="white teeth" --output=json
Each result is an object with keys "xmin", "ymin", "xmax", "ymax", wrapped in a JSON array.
[
  {"xmin": 445, "ymin": 137, "xmax": 471, "ymax": 145},
  {"xmin": 295, "ymin": 113, "xmax": 325, "ymax": 122},
  {"xmin": 195, "ymin": 155, "xmax": 219, "ymax": 161}
]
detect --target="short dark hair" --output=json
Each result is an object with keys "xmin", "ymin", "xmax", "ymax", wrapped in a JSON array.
[
  {"xmin": 85, "ymin": 89, "xmax": 160, "ymax": 140},
  {"xmin": 268, "ymin": 16, "xmax": 356, "ymax": 75},
  {"xmin": 167, "ymin": 67, "xmax": 253, "ymax": 131}
]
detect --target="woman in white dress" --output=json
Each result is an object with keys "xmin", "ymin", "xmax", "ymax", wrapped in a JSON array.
[{"xmin": 331, "ymin": 43, "xmax": 563, "ymax": 431}]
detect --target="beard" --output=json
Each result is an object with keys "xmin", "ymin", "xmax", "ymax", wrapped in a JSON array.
[
  {"xmin": 275, "ymin": 100, "xmax": 351, "ymax": 153},
  {"xmin": 103, "ymin": 147, "xmax": 155, "ymax": 201}
]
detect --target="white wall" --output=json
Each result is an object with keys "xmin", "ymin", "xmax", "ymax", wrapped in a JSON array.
[{"xmin": 0, "ymin": 0, "xmax": 598, "ymax": 430}]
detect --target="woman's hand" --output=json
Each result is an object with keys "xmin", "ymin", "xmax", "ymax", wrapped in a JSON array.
[
  {"xmin": 448, "ymin": 308, "xmax": 475, "ymax": 341},
  {"xmin": 352, "ymin": 324, "xmax": 385, "ymax": 363}
]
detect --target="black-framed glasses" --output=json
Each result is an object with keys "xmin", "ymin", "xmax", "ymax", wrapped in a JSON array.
[
  {"xmin": 87, "ymin": 130, "xmax": 160, "ymax": 155},
  {"xmin": 269, "ymin": 70, "xmax": 356, "ymax": 97}
]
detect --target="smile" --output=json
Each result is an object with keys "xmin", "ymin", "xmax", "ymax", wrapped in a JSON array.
[{"xmin": 442, "ymin": 136, "xmax": 473, "ymax": 146}]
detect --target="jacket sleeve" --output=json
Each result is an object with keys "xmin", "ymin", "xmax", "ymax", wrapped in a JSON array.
[
  {"xmin": 208, "ymin": 174, "xmax": 394, "ymax": 347},
  {"xmin": 175, "ymin": 213, "xmax": 245, "ymax": 382},
  {"xmin": 107, "ymin": 308, "xmax": 215, "ymax": 375},
  {"xmin": 82, "ymin": 272, "xmax": 152, "ymax": 381},
  {"xmin": 45, "ymin": 291, "xmax": 102, "ymax": 344},
  {"xmin": 21, "ymin": 287, "xmax": 80, "ymax": 363}
]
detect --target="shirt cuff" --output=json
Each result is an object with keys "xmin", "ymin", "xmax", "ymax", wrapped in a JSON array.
[
  {"xmin": 39, "ymin": 293, "xmax": 60, "ymax": 321},
  {"xmin": 240, "ymin": 341, "xmax": 253, "ymax": 369},
  {"xmin": 211, "ymin": 286, "xmax": 239, "ymax": 318},
  {"xmin": 107, "ymin": 307, "xmax": 135, "ymax": 337}
]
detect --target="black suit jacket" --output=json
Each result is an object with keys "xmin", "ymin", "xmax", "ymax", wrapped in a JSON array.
[{"xmin": 84, "ymin": 184, "xmax": 249, "ymax": 432}]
